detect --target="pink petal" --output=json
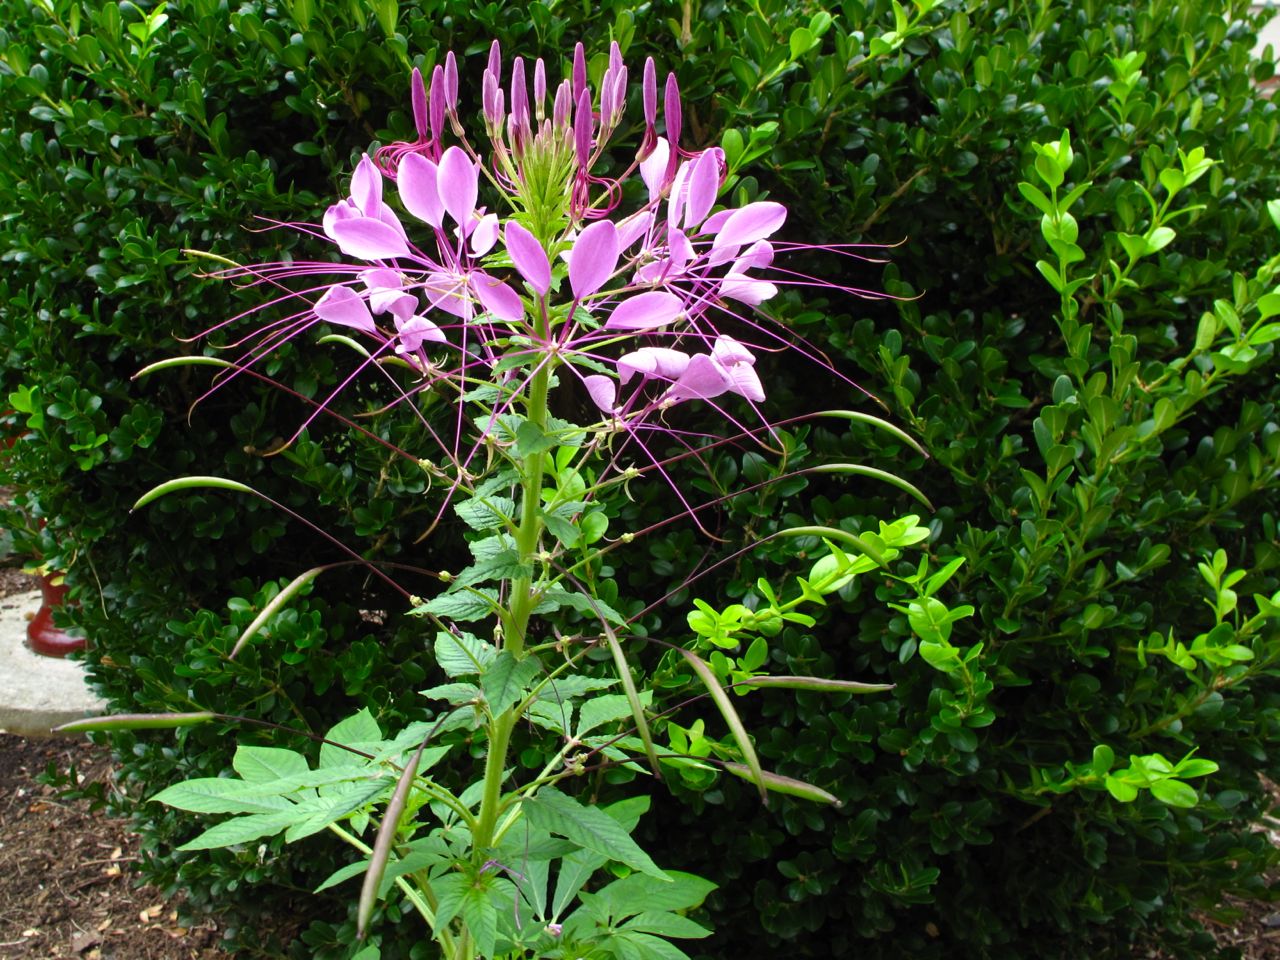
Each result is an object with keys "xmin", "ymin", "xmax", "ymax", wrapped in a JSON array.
[
  {"xmin": 399, "ymin": 154, "xmax": 444, "ymax": 227},
  {"xmin": 719, "ymin": 360, "xmax": 765, "ymax": 402},
  {"xmin": 376, "ymin": 204, "xmax": 408, "ymax": 240},
  {"xmin": 569, "ymin": 220, "xmax": 619, "ymax": 299},
  {"xmin": 322, "ymin": 200, "xmax": 357, "ymax": 240},
  {"xmin": 640, "ymin": 138, "xmax": 669, "ymax": 200},
  {"xmin": 330, "ymin": 217, "xmax": 410, "ymax": 261},
  {"xmin": 711, "ymin": 201, "xmax": 787, "ymax": 250},
  {"xmin": 396, "ymin": 315, "xmax": 447, "ymax": 352},
  {"xmin": 699, "ymin": 209, "xmax": 734, "ymax": 235},
  {"xmin": 720, "ymin": 271, "xmax": 778, "ymax": 305},
  {"xmin": 314, "ymin": 286, "xmax": 376, "ymax": 335},
  {"xmin": 425, "ymin": 272, "xmax": 469, "ymax": 318},
  {"xmin": 437, "ymin": 146, "xmax": 478, "ymax": 228},
  {"xmin": 712, "ymin": 336, "xmax": 756, "ymax": 367},
  {"xmin": 617, "ymin": 347, "xmax": 691, "ymax": 385},
  {"xmin": 683, "ymin": 149, "xmax": 721, "ymax": 230},
  {"xmin": 505, "ymin": 220, "xmax": 551, "ymax": 295},
  {"xmin": 472, "ymin": 272, "xmax": 524, "ymax": 322},
  {"xmin": 667, "ymin": 226, "xmax": 693, "ymax": 273},
  {"xmin": 617, "ymin": 211, "xmax": 654, "ymax": 251},
  {"xmin": 605, "ymin": 290, "xmax": 685, "ymax": 330},
  {"xmin": 583, "ymin": 374, "xmax": 617, "ymax": 412},
  {"xmin": 664, "ymin": 353, "xmax": 729, "ymax": 404},
  {"xmin": 738, "ymin": 240, "xmax": 775, "ymax": 270},
  {"xmin": 471, "ymin": 213, "xmax": 500, "ymax": 257},
  {"xmin": 350, "ymin": 154, "xmax": 382, "ymax": 215}
]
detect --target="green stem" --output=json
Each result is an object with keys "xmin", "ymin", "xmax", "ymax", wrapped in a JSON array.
[
  {"xmin": 473, "ymin": 709, "xmax": 516, "ymax": 852},
  {"xmin": 506, "ymin": 349, "xmax": 554, "ymax": 660}
]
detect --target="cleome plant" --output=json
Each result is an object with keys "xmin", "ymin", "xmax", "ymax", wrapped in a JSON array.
[{"xmin": 66, "ymin": 39, "xmax": 939, "ymax": 960}]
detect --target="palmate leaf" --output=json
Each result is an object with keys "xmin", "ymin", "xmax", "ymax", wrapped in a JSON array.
[
  {"xmin": 524, "ymin": 789, "xmax": 667, "ymax": 880},
  {"xmin": 285, "ymin": 778, "xmax": 392, "ymax": 842},
  {"xmin": 551, "ymin": 797, "xmax": 650, "ymax": 917}
]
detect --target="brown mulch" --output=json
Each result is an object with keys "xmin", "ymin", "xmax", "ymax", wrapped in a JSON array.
[{"xmin": 0, "ymin": 734, "xmax": 225, "ymax": 960}]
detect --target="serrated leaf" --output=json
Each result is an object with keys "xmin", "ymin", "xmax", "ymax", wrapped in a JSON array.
[
  {"xmin": 622, "ymin": 912, "xmax": 712, "ymax": 939},
  {"xmin": 455, "ymin": 495, "xmax": 515, "ymax": 530},
  {"xmin": 285, "ymin": 778, "xmax": 391, "ymax": 841},
  {"xmin": 178, "ymin": 810, "xmax": 297, "ymax": 850},
  {"xmin": 151, "ymin": 778, "xmax": 293, "ymax": 815},
  {"xmin": 515, "ymin": 419, "xmax": 559, "ymax": 456},
  {"xmin": 434, "ymin": 631, "xmax": 498, "ymax": 677},
  {"xmin": 233, "ymin": 746, "xmax": 309, "ymax": 783},
  {"xmin": 523, "ymin": 789, "xmax": 667, "ymax": 879},
  {"xmin": 544, "ymin": 588, "xmax": 626, "ymax": 625},
  {"xmin": 482, "ymin": 652, "xmax": 542, "ymax": 713},
  {"xmin": 462, "ymin": 886, "xmax": 498, "ymax": 958},
  {"xmin": 421, "ymin": 682, "xmax": 483, "ymax": 705},
  {"xmin": 419, "ymin": 589, "xmax": 499, "ymax": 622},
  {"xmin": 321, "ymin": 709, "xmax": 382, "ymax": 769},
  {"xmin": 535, "ymin": 675, "xmax": 618, "ymax": 703},
  {"xmin": 451, "ymin": 551, "xmax": 531, "ymax": 589},
  {"xmin": 578, "ymin": 692, "xmax": 648, "ymax": 737},
  {"xmin": 594, "ymin": 872, "xmax": 716, "ymax": 917}
]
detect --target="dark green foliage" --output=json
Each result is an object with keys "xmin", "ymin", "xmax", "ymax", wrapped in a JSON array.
[{"xmin": 3, "ymin": 0, "xmax": 1279, "ymax": 958}]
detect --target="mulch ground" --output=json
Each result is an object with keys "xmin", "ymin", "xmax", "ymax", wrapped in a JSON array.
[{"xmin": 0, "ymin": 733, "xmax": 224, "ymax": 960}]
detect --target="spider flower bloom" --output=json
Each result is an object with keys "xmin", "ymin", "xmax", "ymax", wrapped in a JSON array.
[{"xmin": 196, "ymin": 41, "xmax": 886, "ymax": 501}]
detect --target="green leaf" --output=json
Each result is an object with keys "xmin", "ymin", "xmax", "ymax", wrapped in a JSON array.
[
  {"xmin": 455, "ymin": 495, "xmax": 516, "ymax": 531},
  {"xmin": 285, "ymin": 778, "xmax": 391, "ymax": 841},
  {"xmin": 151, "ymin": 778, "xmax": 292, "ymax": 815},
  {"xmin": 1149, "ymin": 778, "xmax": 1199, "ymax": 808},
  {"xmin": 320, "ymin": 709, "xmax": 382, "ymax": 769},
  {"xmin": 594, "ymin": 871, "xmax": 716, "ymax": 916},
  {"xmin": 418, "ymin": 589, "xmax": 499, "ymax": 622},
  {"xmin": 523, "ymin": 789, "xmax": 668, "ymax": 880},
  {"xmin": 622, "ymin": 912, "xmax": 713, "ymax": 939},
  {"xmin": 178, "ymin": 810, "xmax": 297, "ymax": 850},
  {"xmin": 434, "ymin": 631, "xmax": 498, "ymax": 677},
  {"xmin": 233, "ymin": 746, "xmax": 309, "ymax": 783},
  {"xmin": 578, "ymin": 692, "xmax": 647, "ymax": 737},
  {"xmin": 461, "ymin": 885, "xmax": 498, "ymax": 958},
  {"xmin": 482, "ymin": 652, "xmax": 542, "ymax": 713},
  {"xmin": 1104, "ymin": 776, "xmax": 1138, "ymax": 802}
]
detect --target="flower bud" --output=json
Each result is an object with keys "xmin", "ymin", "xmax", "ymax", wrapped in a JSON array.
[
  {"xmin": 533, "ymin": 57, "xmax": 547, "ymax": 120},
  {"xmin": 411, "ymin": 67, "xmax": 428, "ymax": 140},
  {"xmin": 429, "ymin": 64, "xmax": 445, "ymax": 145},
  {"xmin": 572, "ymin": 41, "xmax": 587, "ymax": 99},
  {"xmin": 444, "ymin": 51, "xmax": 458, "ymax": 111}
]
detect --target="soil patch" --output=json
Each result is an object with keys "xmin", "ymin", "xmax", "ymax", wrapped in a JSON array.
[{"xmin": 0, "ymin": 733, "xmax": 224, "ymax": 960}]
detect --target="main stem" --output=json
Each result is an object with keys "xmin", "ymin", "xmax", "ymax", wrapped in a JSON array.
[
  {"xmin": 505, "ymin": 349, "xmax": 554, "ymax": 660},
  {"xmin": 473, "ymin": 343, "xmax": 555, "ymax": 858}
]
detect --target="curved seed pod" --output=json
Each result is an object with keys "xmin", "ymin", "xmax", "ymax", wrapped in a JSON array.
[
  {"xmin": 679, "ymin": 649, "xmax": 767, "ymax": 804},
  {"xmin": 722, "ymin": 762, "xmax": 843, "ymax": 807},
  {"xmin": 54, "ymin": 712, "xmax": 217, "ymax": 734},
  {"xmin": 357, "ymin": 738, "xmax": 429, "ymax": 939}
]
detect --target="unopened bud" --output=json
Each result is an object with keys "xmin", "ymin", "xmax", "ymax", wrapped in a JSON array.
[
  {"xmin": 444, "ymin": 51, "xmax": 458, "ymax": 110},
  {"xmin": 643, "ymin": 58, "xmax": 657, "ymax": 126},
  {"xmin": 411, "ymin": 67, "xmax": 428, "ymax": 140},
  {"xmin": 487, "ymin": 39, "xmax": 501, "ymax": 82},
  {"xmin": 533, "ymin": 58, "xmax": 547, "ymax": 120},
  {"xmin": 572, "ymin": 42, "xmax": 587, "ymax": 99},
  {"xmin": 429, "ymin": 64, "xmax": 445, "ymax": 144}
]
